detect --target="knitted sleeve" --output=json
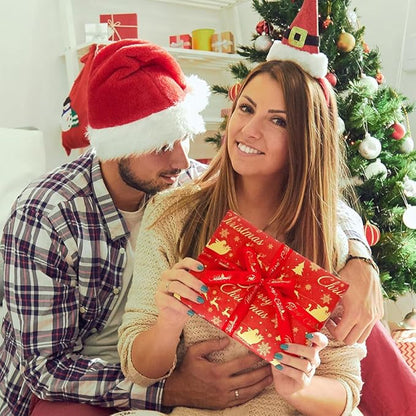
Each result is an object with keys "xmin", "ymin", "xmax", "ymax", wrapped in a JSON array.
[{"xmin": 118, "ymin": 188, "xmax": 189, "ymax": 387}]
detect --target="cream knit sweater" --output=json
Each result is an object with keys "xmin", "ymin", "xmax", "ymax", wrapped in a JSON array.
[{"xmin": 118, "ymin": 187, "xmax": 366, "ymax": 416}]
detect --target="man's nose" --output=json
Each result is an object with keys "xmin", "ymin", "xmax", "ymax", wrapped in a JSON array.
[{"xmin": 170, "ymin": 140, "xmax": 190, "ymax": 170}]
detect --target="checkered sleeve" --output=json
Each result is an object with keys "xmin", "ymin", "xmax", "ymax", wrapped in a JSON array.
[
  {"xmin": 1, "ymin": 203, "xmax": 164, "ymax": 411},
  {"xmin": 337, "ymin": 200, "xmax": 370, "ymax": 253}
]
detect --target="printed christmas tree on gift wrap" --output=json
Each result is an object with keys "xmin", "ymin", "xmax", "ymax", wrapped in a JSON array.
[{"xmin": 206, "ymin": 0, "xmax": 416, "ymax": 300}]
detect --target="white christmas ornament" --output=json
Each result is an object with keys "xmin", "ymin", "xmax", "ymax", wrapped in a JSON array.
[
  {"xmin": 400, "ymin": 136, "xmax": 414, "ymax": 153},
  {"xmin": 403, "ymin": 206, "xmax": 416, "ymax": 229},
  {"xmin": 403, "ymin": 176, "xmax": 416, "ymax": 198},
  {"xmin": 364, "ymin": 158, "xmax": 387, "ymax": 180},
  {"xmin": 358, "ymin": 133, "xmax": 382, "ymax": 159},
  {"xmin": 254, "ymin": 34, "xmax": 273, "ymax": 52},
  {"xmin": 358, "ymin": 74, "xmax": 379, "ymax": 95},
  {"xmin": 337, "ymin": 117, "xmax": 345, "ymax": 135}
]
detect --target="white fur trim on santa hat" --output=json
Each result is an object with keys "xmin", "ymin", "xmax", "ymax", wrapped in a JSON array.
[
  {"xmin": 87, "ymin": 75, "xmax": 210, "ymax": 160},
  {"xmin": 266, "ymin": 41, "xmax": 328, "ymax": 79}
]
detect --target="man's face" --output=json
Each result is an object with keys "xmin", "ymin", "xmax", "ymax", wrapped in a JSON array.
[{"xmin": 118, "ymin": 139, "xmax": 190, "ymax": 195}]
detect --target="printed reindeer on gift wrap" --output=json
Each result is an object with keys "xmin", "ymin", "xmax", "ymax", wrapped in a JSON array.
[
  {"xmin": 236, "ymin": 327, "xmax": 264, "ymax": 345},
  {"xmin": 207, "ymin": 239, "xmax": 231, "ymax": 255}
]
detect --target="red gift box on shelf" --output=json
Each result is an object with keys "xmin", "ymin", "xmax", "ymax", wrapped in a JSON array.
[
  {"xmin": 99, "ymin": 13, "xmax": 138, "ymax": 41},
  {"xmin": 169, "ymin": 34, "xmax": 192, "ymax": 49},
  {"xmin": 181, "ymin": 210, "xmax": 349, "ymax": 365}
]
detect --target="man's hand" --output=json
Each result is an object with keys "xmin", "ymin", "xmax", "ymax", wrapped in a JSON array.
[
  {"xmin": 162, "ymin": 338, "xmax": 272, "ymax": 409},
  {"xmin": 327, "ymin": 256, "xmax": 384, "ymax": 345}
]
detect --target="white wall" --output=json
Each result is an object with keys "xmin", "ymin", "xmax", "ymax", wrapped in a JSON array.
[{"xmin": 0, "ymin": 0, "xmax": 415, "ymax": 321}]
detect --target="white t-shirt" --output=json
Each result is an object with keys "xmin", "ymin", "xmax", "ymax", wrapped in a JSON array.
[{"xmin": 82, "ymin": 206, "xmax": 144, "ymax": 363}]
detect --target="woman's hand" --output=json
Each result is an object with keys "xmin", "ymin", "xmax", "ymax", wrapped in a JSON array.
[
  {"xmin": 155, "ymin": 257, "xmax": 208, "ymax": 330},
  {"xmin": 271, "ymin": 332, "xmax": 328, "ymax": 398}
]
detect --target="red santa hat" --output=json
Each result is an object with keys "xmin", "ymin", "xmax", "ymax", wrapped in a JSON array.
[
  {"xmin": 266, "ymin": 0, "xmax": 328, "ymax": 79},
  {"xmin": 87, "ymin": 39, "xmax": 210, "ymax": 160}
]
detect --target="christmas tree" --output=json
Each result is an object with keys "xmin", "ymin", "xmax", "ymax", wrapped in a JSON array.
[{"xmin": 207, "ymin": 0, "xmax": 416, "ymax": 300}]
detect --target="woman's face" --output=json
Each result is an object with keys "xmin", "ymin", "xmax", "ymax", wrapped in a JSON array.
[{"xmin": 227, "ymin": 73, "xmax": 289, "ymax": 182}]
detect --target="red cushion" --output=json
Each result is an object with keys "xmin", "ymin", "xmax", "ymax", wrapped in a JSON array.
[{"xmin": 359, "ymin": 321, "xmax": 416, "ymax": 416}]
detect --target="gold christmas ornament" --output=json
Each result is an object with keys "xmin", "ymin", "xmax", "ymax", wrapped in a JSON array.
[{"xmin": 337, "ymin": 31, "xmax": 356, "ymax": 52}]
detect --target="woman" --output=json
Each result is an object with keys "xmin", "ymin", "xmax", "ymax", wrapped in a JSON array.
[{"xmin": 117, "ymin": 60, "xmax": 366, "ymax": 416}]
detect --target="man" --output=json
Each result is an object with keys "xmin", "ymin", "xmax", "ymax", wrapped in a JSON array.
[
  {"xmin": 0, "ymin": 39, "xmax": 382, "ymax": 416},
  {"xmin": 0, "ymin": 39, "xmax": 272, "ymax": 416}
]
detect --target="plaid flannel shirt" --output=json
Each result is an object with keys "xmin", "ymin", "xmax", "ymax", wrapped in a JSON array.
[{"xmin": 0, "ymin": 150, "xmax": 206, "ymax": 416}]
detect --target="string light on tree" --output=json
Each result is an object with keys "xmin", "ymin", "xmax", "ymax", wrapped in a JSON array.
[{"xmin": 358, "ymin": 133, "xmax": 382, "ymax": 160}]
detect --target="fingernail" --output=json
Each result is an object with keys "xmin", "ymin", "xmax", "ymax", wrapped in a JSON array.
[
  {"xmin": 197, "ymin": 264, "xmax": 204, "ymax": 271},
  {"xmin": 280, "ymin": 344, "xmax": 289, "ymax": 350},
  {"xmin": 275, "ymin": 364, "xmax": 284, "ymax": 370},
  {"xmin": 305, "ymin": 333, "xmax": 314, "ymax": 339},
  {"xmin": 196, "ymin": 296, "xmax": 205, "ymax": 304},
  {"xmin": 187, "ymin": 309, "xmax": 195, "ymax": 316},
  {"xmin": 201, "ymin": 285, "xmax": 209, "ymax": 293},
  {"xmin": 274, "ymin": 352, "xmax": 283, "ymax": 360}
]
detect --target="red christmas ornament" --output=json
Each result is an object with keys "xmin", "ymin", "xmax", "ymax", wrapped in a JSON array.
[
  {"xmin": 325, "ymin": 72, "xmax": 337, "ymax": 87},
  {"xmin": 322, "ymin": 17, "xmax": 333, "ymax": 29},
  {"xmin": 362, "ymin": 42, "xmax": 370, "ymax": 54},
  {"xmin": 256, "ymin": 20, "xmax": 269, "ymax": 35},
  {"xmin": 364, "ymin": 221, "xmax": 380, "ymax": 246},
  {"xmin": 228, "ymin": 83, "xmax": 241, "ymax": 101},
  {"xmin": 390, "ymin": 122, "xmax": 406, "ymax": 140},
  {"xmin": 376, "ymin": 71, "xmax": 384, "ymax": 84}
]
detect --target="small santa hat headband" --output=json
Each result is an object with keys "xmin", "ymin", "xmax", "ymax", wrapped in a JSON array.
[
  {"xmin": 87, "ymin": 39, "xmax": 210, "ymax": 160},
  {"xmin": 266, "ymin": 0, "xmax": 328, "ymax": 79}
]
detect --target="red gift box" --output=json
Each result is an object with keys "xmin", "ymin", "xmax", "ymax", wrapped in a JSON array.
[
  {"xmin": 181, "ymin": 210, "xmax": 349, "ymax": 365},
  {"xmin": 169, "ymin": 34, "xmax": 192, "ymax": 49},
  {"xmin": 99, "ymin": 13, "xmax": 138, "ymax": 41}
]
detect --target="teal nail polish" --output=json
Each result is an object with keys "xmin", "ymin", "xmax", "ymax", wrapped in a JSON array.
[
  {"xmin": 305, "ymin": 333, "xmax": 314, "ymax": 339},
  {"xmin": 197, "ymin": 264, "xmax": 204, "ymax": 271},
  {"xmin": 274, "ymin": 352, "xmax": 283, "ymax": 360},
  {"xmin": 187, "ymin": 309, "xmax": 195, "ymax": 316},
  {"xmin": 196, "ymin": 296, "xmax": 205, "ymax": 304},
  {"xmin": 201, "ymin": 285, "xmax": 209, "ymax": 293},
  {"xmin": 275, "ymin": 364, "xmax": 284, "ymax": 370},
  {"xmin": 280, "ymin": 344, "xmax": 289, "ymax": 350}
]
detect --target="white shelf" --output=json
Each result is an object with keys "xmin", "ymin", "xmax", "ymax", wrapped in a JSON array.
[
  {"xmin": 152, "ymin": 0, "xmax": 243, "ymax": 10},
  {"xmin": 66, "ymin": 43, "xmax": 242, "ymax": 72},
  {"xmin": 165, "ymin": 47, "xmax": 242, "ymax": 69}
]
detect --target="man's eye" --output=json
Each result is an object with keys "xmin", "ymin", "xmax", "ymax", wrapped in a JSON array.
[{"xmin": 159, "ymin": 145, "xmax": 170, "ymax": 153}]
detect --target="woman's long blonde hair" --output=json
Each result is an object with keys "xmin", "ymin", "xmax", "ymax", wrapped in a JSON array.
[{"xmin": 167, "ymin": 60, "xmax": 353, "ymax": 272}]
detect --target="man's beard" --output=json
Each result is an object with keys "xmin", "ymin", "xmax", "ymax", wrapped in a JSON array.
[{"xmin": 118, "ymin": 159, "xmax": 181, "ymax": 195}]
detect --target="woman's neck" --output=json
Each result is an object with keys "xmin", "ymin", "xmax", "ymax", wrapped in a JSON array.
[{"xmin": 235, "ymin": 176, "xmax": 283, "ymax": 233}]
